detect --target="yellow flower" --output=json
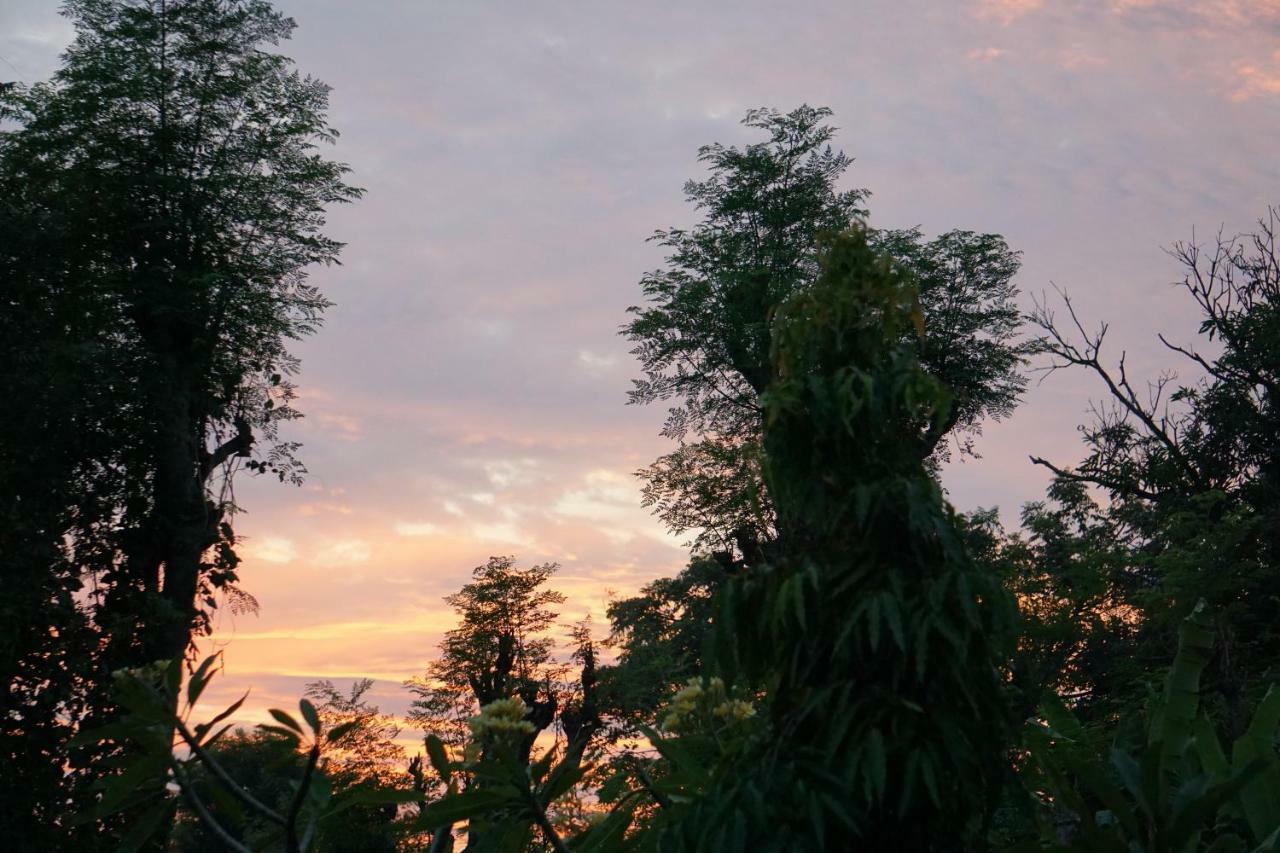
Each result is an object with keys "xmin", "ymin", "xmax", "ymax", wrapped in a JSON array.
[
  {"xmin": 468, "ymin": 697, "xmax": 536, "ymax": 742},
  {"xmin": 712, "ymin": 699, "xmax": 756, "ymax": 721}
]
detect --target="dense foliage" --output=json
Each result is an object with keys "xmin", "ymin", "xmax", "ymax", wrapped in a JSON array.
[
  {"xmin": 3, "ymin": 1, "xmax": 1278, "ymax": 850},
  {"xmin": 0, "ymin": 0, "xmax": 357, "ymax": 846}
]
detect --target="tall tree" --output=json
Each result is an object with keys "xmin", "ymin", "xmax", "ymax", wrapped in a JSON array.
[
  {"xmin": 0, "ymin": 0, "xmax": 358, "ymax": 841},
  {"xmin": 693, "ymin": 228, "xmax": 1014, "ymax": 849},
  {"xmin": 625, "ymin": 105, "xmax": 1029, "ymax": 555}
]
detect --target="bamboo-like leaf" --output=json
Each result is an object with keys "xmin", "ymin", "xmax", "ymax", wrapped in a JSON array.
[
  {"xmin": 299, "ymin": 698, "xmax": 321, "ymax": 734},
  {"xmin": 268, "ymin": 708, "xmax": 303, "ymax": 734},
  {"xmin": 187, "ymin": 654, "xmax": 220, "ymax": 705},
  {"xmin": 326, "ymin": 720, "xmax": 360, "ymax": 743},
  {"xmin": 413, "ymin": 789, "xmax": 512, "ymax": 829}
]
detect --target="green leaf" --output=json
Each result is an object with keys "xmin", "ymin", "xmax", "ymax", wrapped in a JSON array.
[
  {"xmin": 163, "ymin": 656, "xmax": 183, "ymax": 701},
  {"xmin": 1194, "ymin": 713, "xmax": 1230, "ymax": 779},
  {"xmin": 414, "ymin": 789, "xmax": 513, "ymax": 829},
  {"xmin": 540, "ymin": 760, "xmax": 587, "ymax": 804},
  {"xmin": 574, "ymin": 807, "xmax": 634, "ymax": 853},
  {"xmin": 327, "ymin": 720, "xmax": 360, "ymax": 743},
  {"xmin": 116, "ymin": 795, "xmax": 175, "ymax": 853},
  {"xmin": 268, "ymin": 708, "xmax": 303, "ymax": 734},
  {"xmin": 425, "ymin": 733, "xmax": 452, "ymax": 784},
  {"xmin": 864, "ymin": 729, "xmax": 887, "ymax": 800},
  {"xmin": 1234, "ymin": 687, "xmax": 1280, "ymax": 842},
  {"xmin": 299, "ymin": 698, "xmax": 321, "ymax": 734},
  {"xmin": 187, "ymin": 654, "xmax": 220, "ymax": 706},
  {"xmin": 195, "ymin": 692, "xmax": 247, "ymax": 745}
]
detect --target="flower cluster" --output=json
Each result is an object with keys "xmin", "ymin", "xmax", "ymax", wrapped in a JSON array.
[
  {"xmin": 712, "ymin": 699, "xmax": 756, "ymax": 721},
  {"xmin": 660, "ymin": 677, "xmax": 756, "ymax": 733},
  {"xmin": 468, "ymin": 697, "xmax": 536, "ymax": 751}
]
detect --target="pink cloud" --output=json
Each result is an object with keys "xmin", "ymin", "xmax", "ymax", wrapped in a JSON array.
[
  {"xmin": 1060, "ymin": 50, "xmax": 1109, "ymax": 71},
  {"xmin": 1232, "ymin": 51, "xmax": 1280, "ymax": 100},
  {"xmin": 974, "ymin": 0, "xmax": 1044, "ymax": 24},
  {"xmin": 966, "ymin": 47, "xmax": 1007, "ymax": 62}
]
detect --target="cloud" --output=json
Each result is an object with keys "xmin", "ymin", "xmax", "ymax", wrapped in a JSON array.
[
  {"xmin": 315, "ymin": 539, "xmax": 373, "ymax": 566},
  {"xmin": 973, "ymin": 0, "xmax": 1044, "ymax": 24},
  {"xmin": 394, "ymin": 521, "xmax": 443, "ymax": 536},
  {"xmin": 469, "ymin": 522, "xmax": 530, "ymax": 545},
  {"xmin": 313, "ymin": 412, "xmax": 363, "ymax": 442},
  {"xmin": 482, "ymin": 457, "xmax": 542, "ymax": 488},
  {"xmin": 577, "ymin": 349, "xmax": 618, "ymax": 374},
  {"xmin": 241, "ymin": 536, "xmax": 298, "ymax": 565},
  {"xmin": 1232, "ymin": 51, "xmax": 1280, "ymax": 100},
  {"xmin": 1060, "ymin": 50, "xmax": 1109, "ymax": 71},
  {"xmin": 297, "ymin": 501, "xmax": 353, "ymax": 516},
  {"xmin": 966, "ymin": 47, "xmax": 1006, "ymax": 62},
  {"xmin": 552, "ymin": 469, "xmax": 637, "ymax": 524}
]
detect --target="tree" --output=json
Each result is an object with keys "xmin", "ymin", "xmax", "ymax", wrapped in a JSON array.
[
  {"xmin": 597, "ymin": 557, "xmax": 730, "ymax": 738},
  {"xmin": 960, "ymin": 493, "xmax": 1140, "ymax": 725},
  {"xmin": 0, "ymin": 2, "xmax": 357, "ymax": 840},
  {"xmin": 406, "ymin": 556, "xmax": 570, "ymax": 763},
  {"xmin": 625, "ymin": 104, "xmax": 1030, "ymax": 555},
  {"xmin": 1029, "ymin": 207, "xmax": 1280, "ymax": 736},
  {"xmin": 405, "ymin": 557, "xmax": 602, "ymax": 851},
  {"xmin": 652, "ymin": 229, "xmax": 1015, "ymax": 849},
  {"xmin": 0, "ymin": 0, "xmax": 359, "ymax": 672},
  {"xmin": 305, "ymin": 680, "xmax": 406, "ymax": 791}
]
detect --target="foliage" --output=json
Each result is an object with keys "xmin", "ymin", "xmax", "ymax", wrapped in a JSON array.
[
  {"xmin": 624, "ymin": 104, "xmax": 1030, "ymax": 554},
  {"xmin": 1020, "ymin": 601, "xmax": 1280, "ymax": 852},
  {"xmin": 584, "ymin": 229, "xmax": 1016, "ymax": 850},
  {"xmin": 405, "ymin": 556, "xmax": 569, "ymax": 761},
  {"xmin": 305, "ymin": 680, "xmax": 406, "ymax": 791},
  {"xmin": 960, "ymin": 487, "xmax": 1142, "ymax": 723},
  {"xmin": 83, "ymin": 654, "xmax": 418, "ymax": 853},
  {"xmin": 1029, "ymin": 209, "xmax": 1280, "ymax": 736},
  {"xmin": 0, "ymin": 1, "xmax": 358, "ymax": 841},
  {"xmin": 597, "ymin": 557, "xmax": 731, "ymax": 738},
  {"xmin": 403, "ymin": 557, "xmax": 604, "ymax": 850}
]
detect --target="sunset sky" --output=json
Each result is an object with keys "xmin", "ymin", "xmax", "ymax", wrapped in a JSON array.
[{"xmin": 2, "ymin": 0, "xmax": 1278, "ymax": 749}]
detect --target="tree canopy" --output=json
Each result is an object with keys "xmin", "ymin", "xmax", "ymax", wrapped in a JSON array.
[{"xmin": 625, "ymin": 105, "xmax": 1031, "ymax": 555}]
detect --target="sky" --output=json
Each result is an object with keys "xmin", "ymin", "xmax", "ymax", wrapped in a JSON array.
[{"xmin": 2, "ymin": 0, "xmax": 1278, "ymax": 750}]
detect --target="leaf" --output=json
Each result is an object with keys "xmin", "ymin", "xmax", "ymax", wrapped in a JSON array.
[
  {"xmin": 425, "ymin": 733, "xmax": 452, "ymax": 784},
  {"xmin": 864, "ymin": 729, "xmax": 887, "ymax": 800},
  {"xmin": 1233, "ymin": 685, "xmax": 1280, "ymax": 842},
  {"xmin": 164, "ymin": 656, "xmax": 183, "ymax": 701},
  {"xmin": 575, "ymin": 808, "xmax": 634, "ymax": 853},
  {"xmin": 96, "ymin": 755, "xmax": 169, "ymax": 816},
  {"xmin": 327, "ymin": 720, "xmax": 360, "ymax": 743},
  {"xmin": 116, "ymin": 796, "xmax": 175, "ymax": 853},
  {"xmin": 195, "ymin": 692, "xmax": 248, "ymax": 745},
  {"xmin": 1194, "ymin": 713, "xmax": 1230, "ymax": 779},
  {"xmin": 299, "ymin": 698, "xmax": 321, "ymax": 734},
  {"xmin": 540, "ymin": 760, "xmax": 587, "ymax": 804},
  {"xmin": 1157, "ymin": 599, "xmax": 1214, "ymax": 766},
  {"xmin": 187, "ymin": 653, "xmax": 220, "ymax": 705},
  {"xmin": 414, "ymin": 789, "xmax": 512, "ymax": 829},
  {"xmin": 268, "ymin": 708, "xmax": 303, "ymax": 734},
  {"xmin": 257, "ymin": 723, "xmax": 302, "ymax": 742}
]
